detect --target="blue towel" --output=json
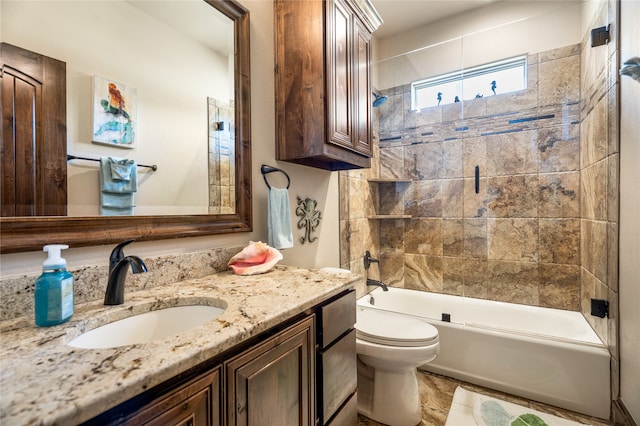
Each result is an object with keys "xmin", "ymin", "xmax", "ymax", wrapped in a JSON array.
[
  {"xmin": 100, "ymin": 157, "xmax": 137, "ymax": 193},
  {"xmin": 100, "ymin": 157, "xmax": 137, "ymax": 216},
  {"xmin": 268, "ymin": 187, "xmax": 294, "ymax": 249}
]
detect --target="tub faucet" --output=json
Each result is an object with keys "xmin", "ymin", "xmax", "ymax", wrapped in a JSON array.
[
  {"xmin": 366, "ymin": 278, "xmax": 389, "ymax": 292},
  {"xmin": 104, "ymin": 239, "xmax": 148, "ymax": 305},
  {"xmin": 363, "ymin": 251, "xmax": 379, "ymax": 269}
]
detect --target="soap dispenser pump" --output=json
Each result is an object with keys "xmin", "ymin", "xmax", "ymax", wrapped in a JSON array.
[{"xmin": 34, "ymin": 244, "xmax": 74, "ymax": 327}]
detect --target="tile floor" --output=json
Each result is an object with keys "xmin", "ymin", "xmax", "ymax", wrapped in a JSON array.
[{"xmin": 357, "ymin": 370, "xmax": 612, "ymax": 426}]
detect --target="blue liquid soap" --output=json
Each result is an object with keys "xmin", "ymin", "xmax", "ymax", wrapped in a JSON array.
[{"xmin": 34, "ymin": 245, "xmax": 74, "ymax": 327}]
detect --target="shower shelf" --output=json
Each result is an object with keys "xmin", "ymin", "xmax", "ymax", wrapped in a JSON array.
[
  {"xmin": 367, "ymin": 214, "xmax": 412, "ymax": 219},
  {"xmin": 367, "ymin": 178, "xmax": 411, "ymax": 183},
  {"xmin": 366, "ymin": 178, "xmax": 411, "ymax": 219}
]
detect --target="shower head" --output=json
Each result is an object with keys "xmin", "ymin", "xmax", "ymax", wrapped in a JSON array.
[{"xmin": 372, "ymin": 92, "xmax": 388, "ymax": 107}]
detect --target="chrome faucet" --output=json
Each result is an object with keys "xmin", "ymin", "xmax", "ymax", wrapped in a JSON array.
[
  {"xmin": 104, "ymin": 239, "xmax": 148, "ymax": 305},
  {"xmin": 366, "ymin": 278, "xmax": 389, "ymax": 292}
]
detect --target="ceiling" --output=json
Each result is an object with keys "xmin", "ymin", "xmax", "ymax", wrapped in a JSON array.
[{"xmin": 370, "ymin": 0, "xmax": 498, "ymax": 39}]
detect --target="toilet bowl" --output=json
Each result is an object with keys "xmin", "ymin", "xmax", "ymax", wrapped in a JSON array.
[{"xmin": 356, "ymin": 308, "xmax": 440, "ymax": 426}]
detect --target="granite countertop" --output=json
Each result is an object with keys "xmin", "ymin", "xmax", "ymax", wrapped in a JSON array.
[{"xmin": 0, "ymin": 265, "xmax": 358, "ymax": 425}]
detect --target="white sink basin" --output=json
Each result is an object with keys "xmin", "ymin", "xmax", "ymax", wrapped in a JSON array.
[{"xmin": 68, "ymin": 305, "xmax": 225, "ymax": 349}]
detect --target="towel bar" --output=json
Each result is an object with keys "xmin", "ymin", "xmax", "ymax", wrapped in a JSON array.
[
  {"xmin": 67, "ymin": 154, "xmax": 158, "ymax": 171},
  {"xmin": 261, "ymin": 164, "xmax": 290, "ymax": 189}
]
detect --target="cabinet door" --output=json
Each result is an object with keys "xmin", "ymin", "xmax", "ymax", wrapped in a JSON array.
[
  {"xmin": 124, "ymin": 367, "xmax": 221, "ymax": 426},
  {"xmin": 327, "ymin": 0, "xmax": 354, "ymax": 151},
  {"xmin": 352, "ymin": 18, "xmax": 372, "ymax": 155},
  {"xmin": 226, "ymin": 316, "xmax": 315, "ymax": 426}
]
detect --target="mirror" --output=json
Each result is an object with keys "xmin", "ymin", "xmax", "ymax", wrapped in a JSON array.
[{"xmin": 0, "ymin": 0, "xmax": 252, "ymax": 253}]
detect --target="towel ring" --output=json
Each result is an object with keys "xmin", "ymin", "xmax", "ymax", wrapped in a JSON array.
[{"xmin": 261, "ymin": 164, "xmax": 290, "ymax": 189}]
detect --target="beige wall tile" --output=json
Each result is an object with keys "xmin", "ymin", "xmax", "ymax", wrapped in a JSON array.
[
  {"xmin": 442, "ymin": 140, "xmax": 463, "ymax": 178},
  {"xmin": 405, "ymin": 180, "xmax": 443, "ymax": 217},
  {"xmin": 404, "ymin": 254, "xmax": 443, "ymax": 293},
  {"xmin": 581, "ymin": 219, "xmax": 608, "ymax": 282},
  {"xmin": 486, "ymin": 130, "xmax": 539, "ymax": 176},
  {"xmin": 580, "ymin": 95, "xmax": 608, "ymax": 167},
  {"xmin": 379, "ymin": 147, "xmax": 405, "ymax": 179},
  {"xmin": 443, "ymin": 219, "xmax": 464, "ymax": 256},
  {"xmin": 462, "ymin": 258, "xmax": 489, "ymax": 299},
  {"xmin": 463, "ymin": 218, "xmax": 487, "ymax": 259},
  {"xmin": 380, "ymin": 219, "xmax": 405, "ymax": 252},
  {"xmin": 405, "ymin": 142, "xmax": 444, "ymax": 180},
  {"xmin": 487, "ymin": 175, "xmax": 539, "ymax": 218},
  {"xmin": 442, "ymin": 179, "xmax": 464, "ymax": 218},
  {"xmin": 486, "ymin": 260, "xmax": 540, "ymax": 305},
  {"xmin": 348, "ymin": 176, "xmax": 374, "ymax": 219},
  {"xmin": 380, "ymin": 252, "xmax": 405, "ymax": 287},
  {"xmin": 463, "ymin": 137, "xmax": 486, "ymax": 178},
  {"xmin": 537, "ymin": 126, "xmax": 580, "ymax": 173},
  {"xmin": 581, "ymin": 160, "xmax": 608, "ymax": 220},
  {"xmin": 405, "ymin": 218, "xmax": 443, "ymax": 255},
  {"xmin": 539, "ymin": 218, "xmax": 580, "ymax": 265},
  {"xmin": 487, "ymin": 218, "xmax": 539, "ymax": 261},
  {"xmin": 539, "ymin": 263, "xmax": 581, "ymax": 310},
  {"xmin": 463, "ymin": 177, "xmax": 489, "ymax": 218},
  {"xmin": 539, "ymin": 55, "xmax": 581, "ymax": 106},
  {"xmin": 442, "ymin": 257, "xmax": 465, "ymax": 296},
  {"xmin": 539, "ymin": 172, "xmax": 580, "ymax": 218}
]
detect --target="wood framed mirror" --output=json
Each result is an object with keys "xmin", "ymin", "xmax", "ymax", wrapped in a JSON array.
[{"xmin": 0, "ymin": 0, "xmax": 251, "ymax": 253}]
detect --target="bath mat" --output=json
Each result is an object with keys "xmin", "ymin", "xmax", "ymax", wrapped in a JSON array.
[{"xmin": 444, "ymin": 387, "xmax": 586, "ymax": 426}]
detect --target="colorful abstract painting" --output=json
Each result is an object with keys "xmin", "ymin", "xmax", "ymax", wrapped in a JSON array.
[{"xmin": 92, "ymin": 76, "xmax": 137, "ymax": 148}]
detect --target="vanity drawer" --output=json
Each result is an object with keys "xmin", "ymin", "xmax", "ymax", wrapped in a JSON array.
[
  {"xmin": 319, "ymin": 329, "xmax": 357, "ymax": 423},
  {"xmin": 326, "ymin": 392, "xmax": 357, "ymax": 426},
  {"xmin": 318, "ymin": 290, "xmax": 356, "ymax": 348}
]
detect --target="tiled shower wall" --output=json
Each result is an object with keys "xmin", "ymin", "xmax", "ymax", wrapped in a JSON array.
[
  {"xmin": 340, "ymin": 0, "xmax": 620, "ymax": 414},
  {"xmin": 342, "ymin": 43, "xmax": 584, "ymax": 311}
]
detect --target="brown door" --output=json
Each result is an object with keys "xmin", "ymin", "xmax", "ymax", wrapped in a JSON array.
[{"xmin": 1, "ymin": 42, "xmax": 67, "ymax": 216}]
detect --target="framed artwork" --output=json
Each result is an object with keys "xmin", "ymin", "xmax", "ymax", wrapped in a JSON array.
[{"xmin": 92, "ymin": 75, "xmax": 137, "ymax": 148}]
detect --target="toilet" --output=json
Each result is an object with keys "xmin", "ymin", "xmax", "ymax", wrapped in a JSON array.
[{"xmin": 355, "ymin": 308, "xmax": 440, "ymax": 426}]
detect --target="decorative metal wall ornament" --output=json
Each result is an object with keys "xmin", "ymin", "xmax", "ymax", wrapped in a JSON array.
[{"xmin": 295, "ymin": 196, "xmax": 322, "ymax": 244}]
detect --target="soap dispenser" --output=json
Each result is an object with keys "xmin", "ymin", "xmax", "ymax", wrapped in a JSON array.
[{"xmin": 34, "ymin": 244, "xmax": 74, "ymax": 327}]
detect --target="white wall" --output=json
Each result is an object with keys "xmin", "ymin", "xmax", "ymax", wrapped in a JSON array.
[
  {"xmin": 373, "ymin": 0, "xmax": 582, "ymax": 89},
  {"xmin": 619, "ymin": 0, "xmax": 640, "ymax": 421},
  {"xmin": 0, "ymin": 0, "xmax": 341, "ymax": 276}
]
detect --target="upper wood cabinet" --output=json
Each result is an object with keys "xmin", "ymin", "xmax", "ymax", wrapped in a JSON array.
[{"xmin": 274, "ymin": 0, "xmax": 382, "ymax": 171}]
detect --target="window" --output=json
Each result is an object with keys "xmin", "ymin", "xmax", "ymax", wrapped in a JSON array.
[{"xmin": 411, "ymin": 55, "xmax": 527, "ymax": 109}]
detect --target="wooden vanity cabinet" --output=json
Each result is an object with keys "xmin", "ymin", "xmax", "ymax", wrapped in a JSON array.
[
  {"xmin": 83, "ymin": 289, "xmax": 357, "ymax": 426},
  {"xmin": 274, "ymin": 0, "xmax": 382, "ymax": 171},
  {"xmin": 316, "ymin": 290, "xmax": 357, "ymax": 425},
  {"xmin": 225, "ymin": 315, "xmax": 315, "ymax": 426}
]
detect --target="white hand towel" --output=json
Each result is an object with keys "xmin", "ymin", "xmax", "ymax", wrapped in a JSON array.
[{"xmin": 268, "ymin": 187, "xmax": 294, "ymax": 249}]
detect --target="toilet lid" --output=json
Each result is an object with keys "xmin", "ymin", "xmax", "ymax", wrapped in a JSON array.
[{"xmin": 355, "ymin": 309, "xmax": 439, "ymax": 347}]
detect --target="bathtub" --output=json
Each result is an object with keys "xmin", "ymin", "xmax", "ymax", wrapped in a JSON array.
[{"xmin": 356, "ymin": 287, "xmax": 610, "ymax": 419}]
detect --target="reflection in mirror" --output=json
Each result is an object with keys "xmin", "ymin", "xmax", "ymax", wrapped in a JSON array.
[
  {"xmin": 208, "ymin": 97, "xmax": 236, "ymax": 214},
  {"xmin": 0, "ymin": 0, "xmax": 252, "ymax": 253},
  {"xmin": 3, "ymin": 0, "xmax": 235, "ymax": 216}
]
